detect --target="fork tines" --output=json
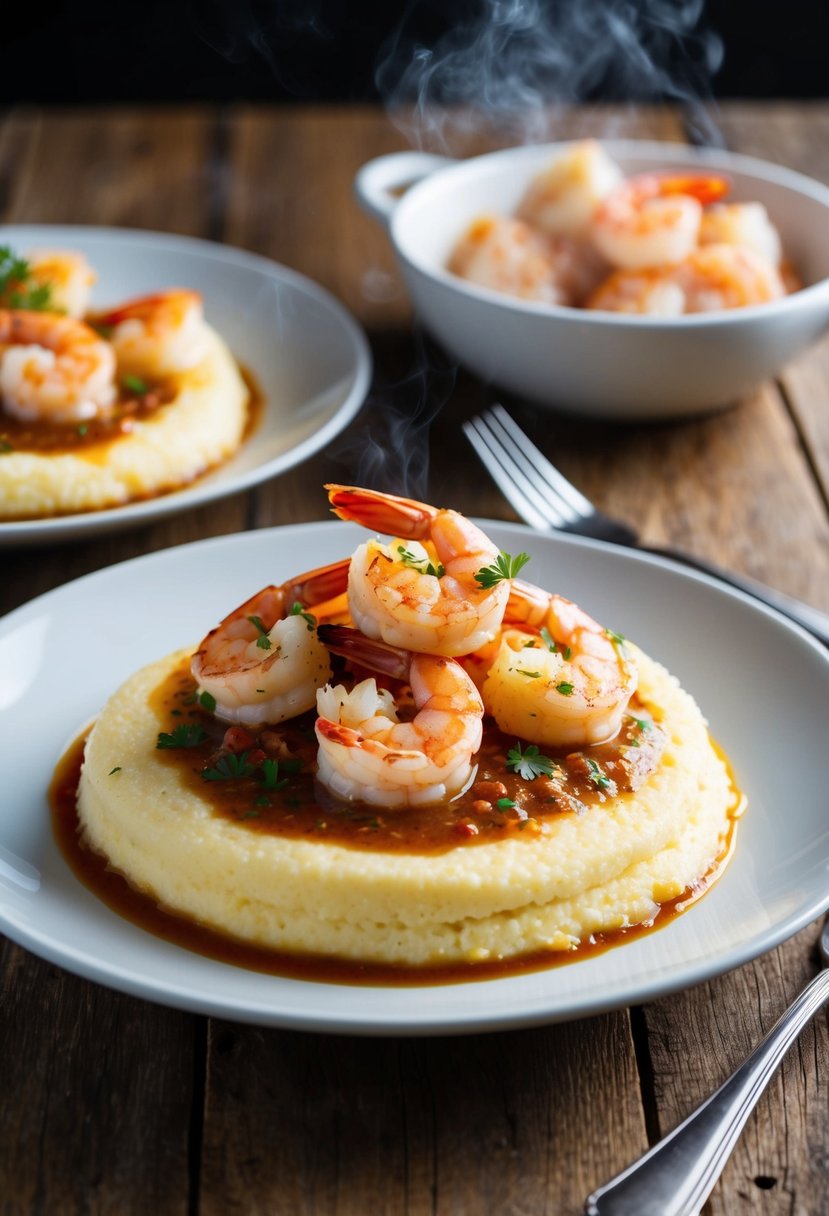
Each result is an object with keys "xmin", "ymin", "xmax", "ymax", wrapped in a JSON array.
[{"xmin": 462, "ymin": 404, "xmax": 595, "ymax": 532}]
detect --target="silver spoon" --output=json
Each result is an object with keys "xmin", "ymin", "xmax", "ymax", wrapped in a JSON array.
[{"xmin": 586, "ymin": 917, "xmax": 829, "ymax": 1216}]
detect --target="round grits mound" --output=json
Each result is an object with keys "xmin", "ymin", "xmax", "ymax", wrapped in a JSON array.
[
  {"xmin": 77, "ymin": 646, "xmax": 735, "ymax": 966},
  {"xmin": 0, "ymin": 325, "xmax": 248, "ymax": 519}
]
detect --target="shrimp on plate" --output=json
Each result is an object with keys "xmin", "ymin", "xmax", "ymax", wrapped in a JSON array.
[
  {"xmin": 191, "ymin": 559, "xmax": 351, "ymax": 727},
  {"xmin": 517, "ymin": 139, "xmax": 625, "ymax": 239},
  {"xmin": 25, "ymin": 250, "xmax": 97, "ymax": 318},
  {"xmin": 0, "ymin": 309, "xmax": 116, "ymax": 423},
  {"xmin": 96, "ymin": 288, "xmax": 210, "ymax": 379},
  {"xmin": 326, "ymin": 484, "xmax": 516, "ymax": 657},
  {"xmin": 592, "ymin": 172, "xmax": 730, "ymax": 270},
  {"xmin": 588, "ymin": 242, "xmax": 785, "ymax": 314},
  {"xmin": 480, "ymin": 580, "xmax": 638, "ymax": 747},
  {"xmin": 315, "ymin": 624, "xmax": 484, "ymax": 808}
]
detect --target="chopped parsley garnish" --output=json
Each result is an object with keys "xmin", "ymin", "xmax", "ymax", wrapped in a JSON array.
[
  {"xmin": 157, "ymin": 723, "xmax": 207, "ymax": 749},
  {"xmin": 122, "ymin": 374, "xmax": 149, "ymax": 395},
  {"xmin": 76, "ymin": 423, "xmax": 88, "ymax": 437},
  {"xmin": 555, "ymin": 681, "xmax": 575, "ymax": 696},
  {"xmin": 516, "ymin": 668, "xmax": 541, "ymax": 678},
  {"xmin": 260, "ymin": 758, "xmax": 288, "ymax": 791},
  {"xmin": 474, "ymin": 550, "xmax": 531, "ymax": 589},
  {"xmin": 0, "ymin": 246, "xmax": 55, "ymax": 311},
  {"xmin": 198, "ymin": 690, "xmax": 217, "ymax": 713},
  {"xmin": 631, "ymin": 716, "xmax": 651, "ymax": 732},
  {"xmin": 606, "ymin": 628, "xmax": 628, "ymax": 651},
  {"xmin": 586, "ymin": 758, "xmax": 611, "ymax": 789},
  {"xmin": 202, "ymin": 751, "xmax": 257, "ymax": 781},
  {"xmin": 247, "ymin": 615, "xmax": 272, "ymax": 650},
  {"xmin": 108, "ymin": 766, "xmax": 122, "ymax": 775},
  {"xmin": 396, "ymin": 545, "xmax": 445, "ymax": 579},
  {"xmin": 496, "ymin": 797, "xmax": 516, "ymax": 810},
  {"xmin": 540, "ymin": 626, "xmax": 571, "ymax": 659},
  {"xmin": 201, "ymin": 751, "xmax": 303, "ymax": 788},
  {"xmin": 290, "ymin": 602, "xmax": 317, "ymax": 631},
  {"xmin": 506, "ymin": 742, "xmax": 556, "ymax": 781}
]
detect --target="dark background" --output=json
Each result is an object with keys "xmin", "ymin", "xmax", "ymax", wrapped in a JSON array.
[{"xmin": 0, "ymin": 0, "xmax": 824, "ymax": 106}]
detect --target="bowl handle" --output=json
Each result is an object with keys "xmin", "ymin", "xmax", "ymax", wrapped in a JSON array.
[{"xmin": 354, "ymin": 151, "xmax": 456, "ymax": 229}]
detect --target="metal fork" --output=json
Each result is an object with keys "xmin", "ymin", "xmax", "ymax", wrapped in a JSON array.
[
  {"xmin": 463, "ymin": 404, "xmax": 829, "ymax": 648},
  {"xmin": 584, "ymin": 915, "xmax": 829, "ymax": 1215}
]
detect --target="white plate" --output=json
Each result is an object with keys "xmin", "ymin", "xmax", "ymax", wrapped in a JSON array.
[
  {"xmin": 0, "ymin": 226, "xmax": 372, "ymax": 546},
  {"xmin": 2, "ymin": 521, "xmax": 829, "ymax": 1035}
]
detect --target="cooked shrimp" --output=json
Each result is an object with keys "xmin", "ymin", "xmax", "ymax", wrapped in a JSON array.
[
  {"xmin": 191, "ymin": 559, "xmax": 351, "ymax": 726},
  {"xmin": 326, "ymin": 484, "xmax": 514, "ymax": 657},
  {"xmin": 588, "ymin": 242, "xmax": 785, "ymax": 314},
  {"xmin": 517, "ymin": 139, "xmax": 625, "ymax": 238},
  {"xmin": 592, "ymin": 172, "xmax": 729, "ymax": 270},
  {"xmin": 481, "ymin": 580, "xmax": 638, "ymax": 747},
  {"xmin": 587, "ymin": 267, "xmax": 687, "ymax": 315},
  {"xmin": 26, "ymin": 250, "xmax": 97, "ymax": 318},
  {"xmin": 698, "ymin": 202, "xmax": 782, "ymax": 266},
  {"xmin": 673, "ymin": 244, "xmax": 785, "ymax": 311},
  {"xmin": 449, "ymin": 214, "xmax": 608, "ymax": 308},
  {"xmin": 96, "ymin": 289, "xmax": 210, "ymax": 379},
  {"xmin": 448, "ymin": 215, "xmax": 568, "ymax": 305},
  {"xmin": 0, "ymin": 309, "xmax": 116, "ymax": 423},
  {"xmin": 315, "ymin": 624, "xmax": 484, "ymax": 807}
]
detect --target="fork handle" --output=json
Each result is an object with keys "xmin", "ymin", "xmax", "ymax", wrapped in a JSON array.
[
  {"xmin": 585, "ymin": 966, "xmax": 829, "ymax": 1216},
  {"xmin": 642, "ymin": 545, "xmax": 829, "ymax": 648}
]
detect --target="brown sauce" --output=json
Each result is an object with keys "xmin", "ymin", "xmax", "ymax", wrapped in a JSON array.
[
  {"xmin": 0, "ymin": 378, "xmax": 177, "ymax": 454},
  {"xmin": 148, "ymin": 658, "xmax": 668, "ymax": 853},
  {"xmin": 49, "ymin": 661, "xmax": 745, "ymax": 987},
  {"xmin": 0, "ymin": 360, "xmax": 264, "ymax": 517}
]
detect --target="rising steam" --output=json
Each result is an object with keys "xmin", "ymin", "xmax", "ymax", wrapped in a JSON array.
[{"xmin": 376, "ymin": 0, "xmax": 724, "ymax": 149}]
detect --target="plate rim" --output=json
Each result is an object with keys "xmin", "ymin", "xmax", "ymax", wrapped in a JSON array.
[
  {"xmin": 0, "ymin": 225, "xmax": 373, "ymax": 546},
  {"xmin": 3, "ymin": 518, "xmax": 829, "ymax": 1035}
]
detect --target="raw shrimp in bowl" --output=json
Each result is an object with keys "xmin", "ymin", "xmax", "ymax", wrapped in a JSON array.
[
  {"xmin": 588, "ymin": 243, "xmax": 785, "ymax": 315},
  {"xmin": 326, "ymin": 484, "xmax": 525, "ymax": 657},
  {"xmin": 446, "ymin": 140, "xmax": 797, "ymax": 320},
  {"xmin": 315, "ymin": 624, "xmax": 484, "ymax": 808},
  {"xmin": 591, "ymin": 171, "xmax": 729, "ymax": 270},
  {"xmin": 516, "ymin": 139, "xmax": 624, "ymax": 239}
]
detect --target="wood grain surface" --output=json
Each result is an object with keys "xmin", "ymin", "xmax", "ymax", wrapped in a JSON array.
[{"xmin": 1, "ymin": 101, "xmax": 828, "ymax": 1215}]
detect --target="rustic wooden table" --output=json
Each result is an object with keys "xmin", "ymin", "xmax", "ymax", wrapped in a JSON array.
[{"xmin": 2, "ymin": 101, "xmax": 829, "ymax": 1215}]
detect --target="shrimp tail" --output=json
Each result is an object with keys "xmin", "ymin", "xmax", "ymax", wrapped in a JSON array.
[
  {"xmin": 325, "ymin": 484, "xmax": 438, "ymax": 537},
  {"xmin": 283, "ymin": 558, "xmax": 351, "ymax": 609},
  {"xmin": 657, "ymin": 174, "xmax": 730, "ymax": 206},
  {"xmin": 315, "ymin": 718, "xmax": 363, "ymax": 748},
  {"xmin": 318, "ymin": 624, "xmax": 411, "ymax": 681}
]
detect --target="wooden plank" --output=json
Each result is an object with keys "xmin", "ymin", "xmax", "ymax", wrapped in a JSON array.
[
  {"xmin": 1, "ymin": 105, "xmax": 217, "ymax": 235},
  {"xmin": 715, "ymin": 102, "xmax": 829, "ymax": 514},
  {"xmin": 0, "ymin": 106, "xmax": 236, "ymax": 1213},
  {"xmin": 642, "ymin": 922, "xmax": 828, "ymax": 1214},
  {"xmin": 0, "ymin": 938, "xmax": 196, "ymax": 1215},
  {"xmin": 635, "ymin": 104, "xmax": 829, "ymax": 1215},
  {"xmin": 202, "ymin": 1018, "xmax": 646, "ymax": 1216}
]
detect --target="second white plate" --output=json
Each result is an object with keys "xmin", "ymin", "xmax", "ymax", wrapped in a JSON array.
[{"xmin": 0, "ymin": 226, "xmax": 372, "ymax": 546}]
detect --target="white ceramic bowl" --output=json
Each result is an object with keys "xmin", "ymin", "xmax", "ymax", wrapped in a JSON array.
[{"xmin": 355, "ymin": 141, "xmax": 829, "ymax": 419}]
